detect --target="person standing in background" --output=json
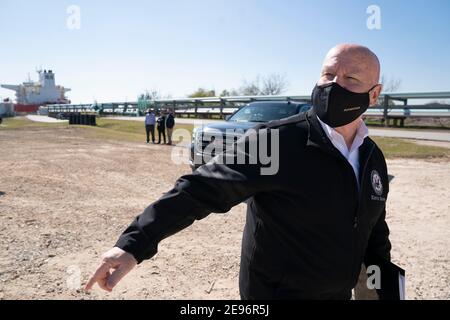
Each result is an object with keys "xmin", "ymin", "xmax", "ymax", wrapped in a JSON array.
[
  {"xmin": 165, "ymin": 109, "xmax": 175, "ymax": 145},
  {"xmin": 156, "ymin": 111, "xmax": 166, "ymax": 144},
  {"xmin": 144, "ymin": 109, "xmax": 156, "ymax": 144}
]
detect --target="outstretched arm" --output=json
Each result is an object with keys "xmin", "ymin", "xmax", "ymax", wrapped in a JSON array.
[{"xmin": 85, "ymin": 127, "xmax": 273, "ymax": 291}]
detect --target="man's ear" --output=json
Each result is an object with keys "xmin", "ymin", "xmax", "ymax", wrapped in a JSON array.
[{"xmin": 369, "ymin": 84, "xmax": 382, "ymax": 106}]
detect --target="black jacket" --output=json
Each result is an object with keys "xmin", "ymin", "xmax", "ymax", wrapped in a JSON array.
[
  {"xmin": 166, "ymin": 114, "xmax": 175, "ymax": 128},
  {"xmin": 157, "ymin": 116, "xmax": 166, "ymax": 129},
  {"xmin": 115, "ymin": 109, "xmax": 391, "ymax": 299}
]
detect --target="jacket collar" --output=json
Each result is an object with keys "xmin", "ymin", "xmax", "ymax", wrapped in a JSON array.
[
  {"xmin": 305, "ymin": 108, "xmax": 339, "ymax": 154},
  {"xmin": 305, "ymin": 108, "xmax": 374, "ymax": 163}
]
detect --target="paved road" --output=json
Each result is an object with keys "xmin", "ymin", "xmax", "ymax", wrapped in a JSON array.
[
  {"xmin": 369, "ymin": 128, "xmax": 450, "ymax": 142},
  {"xmin": 107, "ymin": 116, "xmax": 450, "ymax": 142},
  {"xmin": 26, "ymin": 115, "xmax": 68, "ymax": 123},
  {"xmin": 107, "ymin": 116, "xmax": 221, "ymax": 126},
  {"xmin": 27, "ymin": 115, "xmax": 449, "ymax": 142}
]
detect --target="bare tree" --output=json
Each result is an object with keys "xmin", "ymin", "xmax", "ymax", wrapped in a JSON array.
[
  {"xmin": 239, "ymin": 76, "xmax": 261, "ymax": 96},
  {"xmin": 380, "ymin": 75, "xmax": 401, "ymax": 93},
  {"xmin": 261, "ymin": 73, "xmax": 289, "ymax": 95},
  {"xmin": 146, "ymin": 89, "xmax": 161, "ymax": 100},
  {"xmin": 139, "ymin": 89, "xmax": 161, "ymax": 101},
  {"xmin": 219, "ymin": 89, "xmax": 240, "ymax": 97},
  {"xmin": 378, "ymin": 75, "xmax": 402, "ymax": 106},
  {"xmin": 188, "ymin": 88, "xmax": 216, "ymax": 98},
  {"xmin": 219, "ymin": 90, "xmax": 229, "ymax": 97},
  {"xmin": 238, "ymin": 73, "xmax": 289, "ymax": 96}
]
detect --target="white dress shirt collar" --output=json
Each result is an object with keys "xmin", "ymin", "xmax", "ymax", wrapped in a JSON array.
[{"xmin": 316, "ymin": 116, "xmax": 369, "ymax": 186}]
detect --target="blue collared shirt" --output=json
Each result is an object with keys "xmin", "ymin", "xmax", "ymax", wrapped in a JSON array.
[{"xmin": 145, "ymin": 113, "xmax": 156, "ymax": 125}]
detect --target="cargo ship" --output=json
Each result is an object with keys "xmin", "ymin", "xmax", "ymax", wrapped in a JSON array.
[{"xmin": 1, "ymin": 69, "xmax": 71, "ymax": 113}]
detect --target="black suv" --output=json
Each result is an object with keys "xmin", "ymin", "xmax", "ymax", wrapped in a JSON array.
[{"xmin": 189, "ymin": 101, "xmax": 311, "ymax": 171}]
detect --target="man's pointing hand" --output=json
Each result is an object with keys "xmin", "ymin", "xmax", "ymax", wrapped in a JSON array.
[{"xmin": 85, "ymin": 247, "xmax": 137, "ymax": 292}]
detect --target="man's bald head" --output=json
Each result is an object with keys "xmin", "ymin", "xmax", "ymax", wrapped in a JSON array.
[
  {"xmin": 317, "ymin": 43, "xmax": 382, "ymax": 105},
  {"xmin": 325, "ymin": 44, "xmax": 380, "ymax": 83}
]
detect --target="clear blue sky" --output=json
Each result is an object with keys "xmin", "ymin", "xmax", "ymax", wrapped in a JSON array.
[{"xmin": 1, "ymin": 0, "xmax": 449, "ymax": 103}]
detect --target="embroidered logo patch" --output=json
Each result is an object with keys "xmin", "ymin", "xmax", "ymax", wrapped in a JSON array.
[{"xmin": 371, "ymin": 170, "xmax": 383, "ymax": 196}]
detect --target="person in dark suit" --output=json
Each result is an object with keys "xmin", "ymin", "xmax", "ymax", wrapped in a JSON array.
[
  {"xmin": 165, "ymin": 110, "xmax": 175, "ymax": 145},
  {"xmin": 156, "ymin": 111, "xmax": 166, "ymax": 144}
]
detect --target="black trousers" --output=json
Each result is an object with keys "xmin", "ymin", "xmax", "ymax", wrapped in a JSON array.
[
  {"xmin": 145, "ymin": 124, "xmax": 155, "ymax": 143},
  {"xmin": 157, "ymin": 127, "xmax": 166, "ymax": 144}
]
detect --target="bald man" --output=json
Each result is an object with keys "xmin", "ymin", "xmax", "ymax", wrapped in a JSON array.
[{"xmin": 86, "ymin": 44, "xmax": 391, "ymax": 300}]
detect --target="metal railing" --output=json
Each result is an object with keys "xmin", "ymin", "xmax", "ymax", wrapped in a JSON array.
[{"xmin": 39, "ymin": 91, "xmax": 450, "ymax": 127}]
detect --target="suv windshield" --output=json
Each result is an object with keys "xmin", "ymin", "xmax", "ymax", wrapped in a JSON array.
[{"xmin": 228, "ymin": 103, "xmax": 300, "ymax": 122}]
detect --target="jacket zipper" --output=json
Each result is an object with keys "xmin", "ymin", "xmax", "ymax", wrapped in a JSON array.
[
  {"xmin": 348, "ymin": 143, "xmax": 376, "ymax": 289},
  {"xmin": 306, "ymin": 114, "xmax": 378, "ymax": 289},
  {"xmin": 353, "ymin": 143, "xmax": 375, "ymax": 228}
]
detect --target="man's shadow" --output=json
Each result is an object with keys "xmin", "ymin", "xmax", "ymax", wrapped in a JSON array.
[{"xmin": 388, "ymin": 175, "xmax": 395, "ymax": 183}]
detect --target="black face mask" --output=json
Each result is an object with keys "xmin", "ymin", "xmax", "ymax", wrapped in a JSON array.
[{"xmin": 311, "ymin": 82, "xmax": 377, "ymax": 128}]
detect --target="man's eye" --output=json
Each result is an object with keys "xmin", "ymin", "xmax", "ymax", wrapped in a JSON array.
[{"xmin": 347, "ymin": 76, "xmax": 358, "ymax": 81}]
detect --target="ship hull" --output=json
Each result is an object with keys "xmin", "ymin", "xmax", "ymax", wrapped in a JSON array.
[{"xmin": 14, "ymin": 104, "xmax": 40, "ymax": 113}]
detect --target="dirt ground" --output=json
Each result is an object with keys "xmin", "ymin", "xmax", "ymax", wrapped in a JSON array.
[{"xmin": 0, "ymin": 126, "xmax": 449, "ymax": 300}]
